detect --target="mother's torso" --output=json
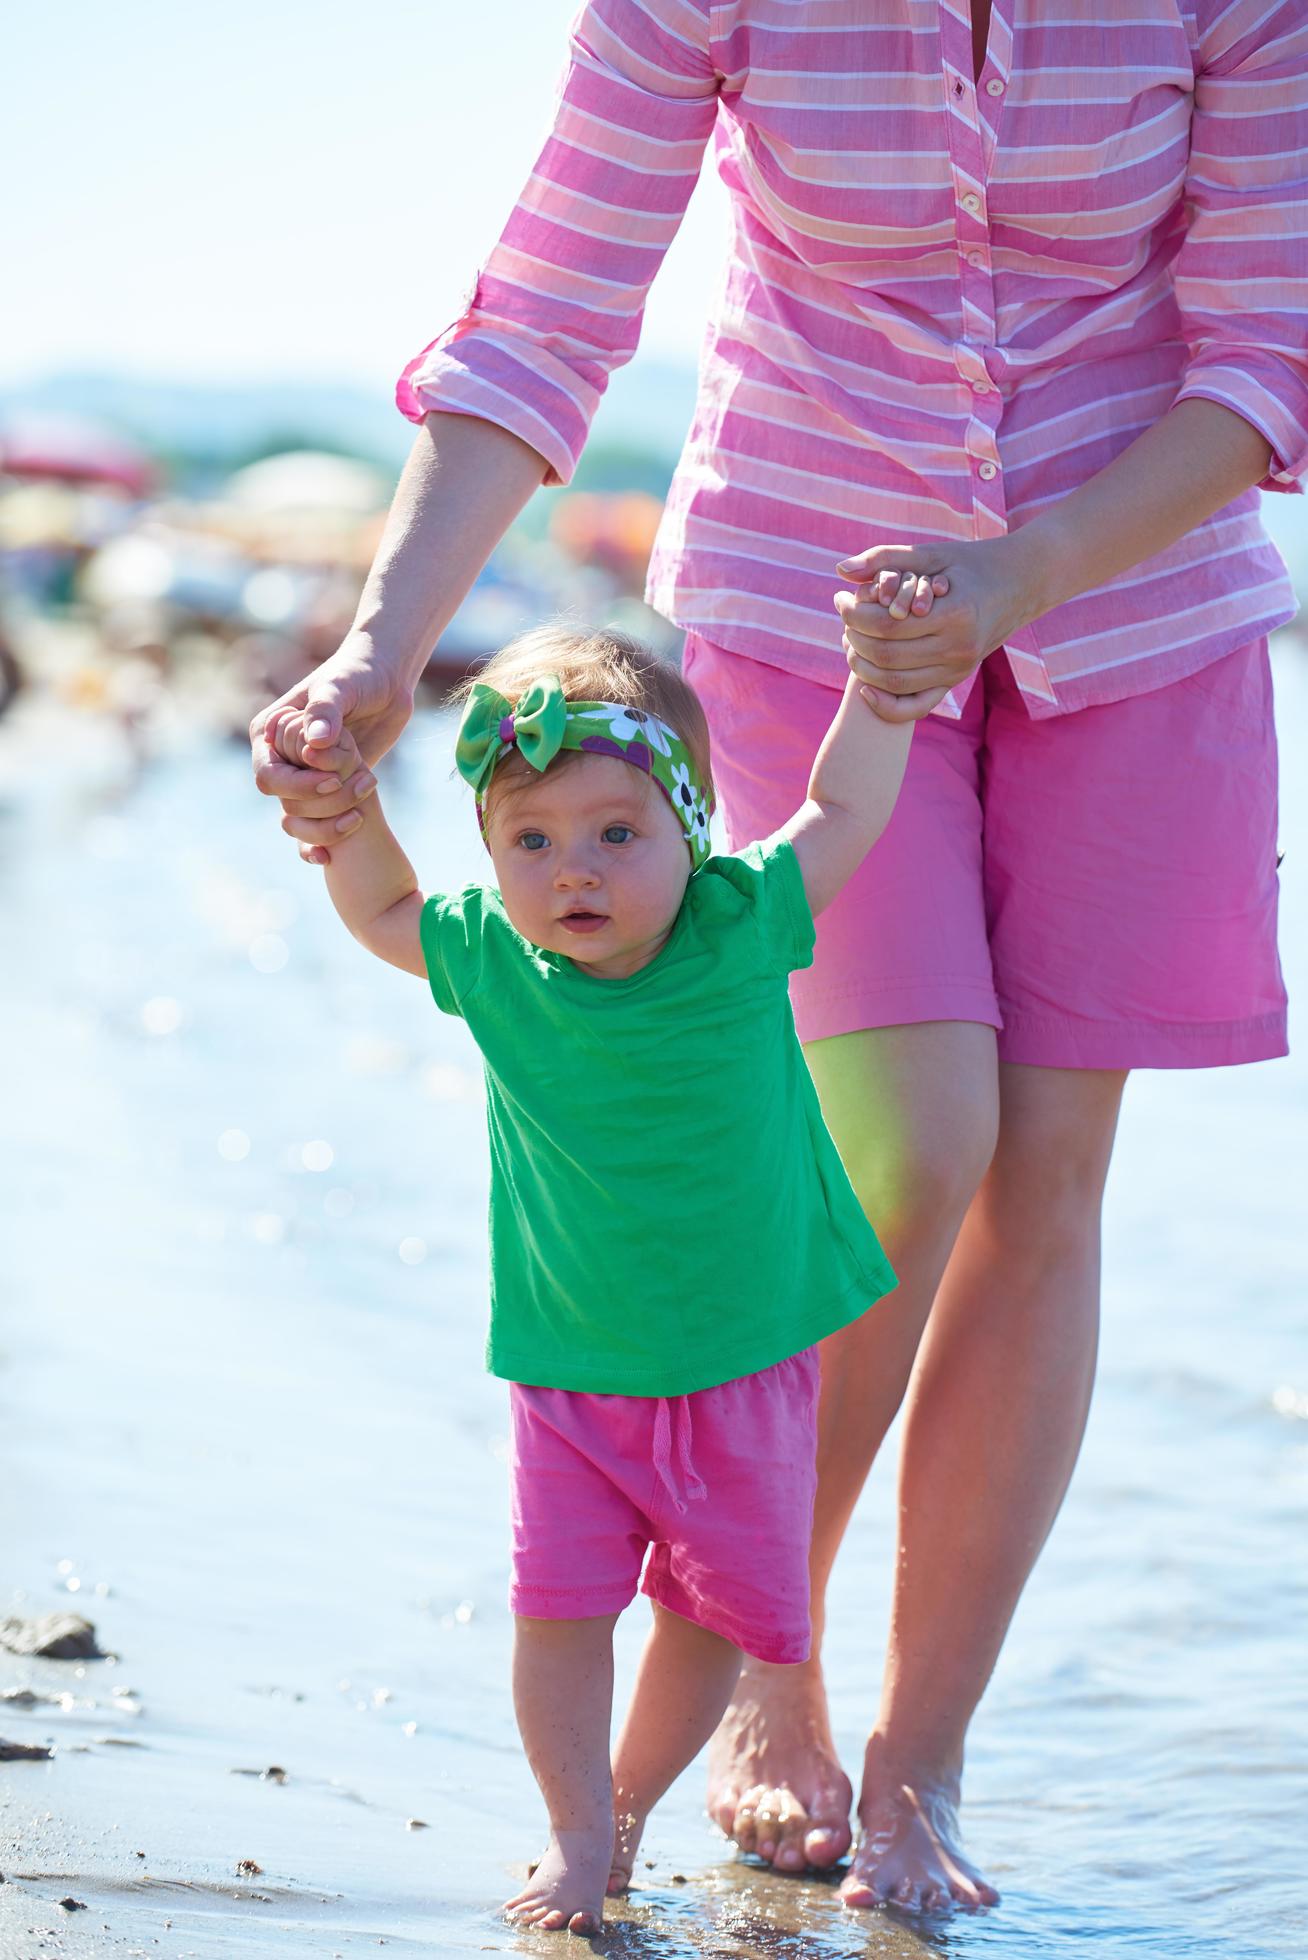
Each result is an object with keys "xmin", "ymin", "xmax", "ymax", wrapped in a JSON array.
[
  {"xmin": 645, "ymin": 0, "xmax": 1297, "ymax": 708},
  {"xmin": 397, "ymin": 1, "xmax": 1302, "ymax": 709},
  {"xmin": 706, "ymin": 2, "xmax": 1196, "ymax": 408}
]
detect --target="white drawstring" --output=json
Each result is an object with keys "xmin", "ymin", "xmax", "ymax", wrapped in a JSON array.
[{"xmin": 652, "ymin": 1394, "xmax": 708, "ymax": 1515}]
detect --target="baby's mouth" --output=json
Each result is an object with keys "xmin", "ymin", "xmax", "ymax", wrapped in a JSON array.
[{"xmin": 560, "ymin": 909, "xmax": 609, "ymax": 934}]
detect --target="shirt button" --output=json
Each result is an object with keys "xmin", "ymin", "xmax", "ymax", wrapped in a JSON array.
[
  {"xmin": 986, "ymin": 77, "xmax": 1005, "ymax": 96},
  {"xmin": 978, "ymin": 460, "xmax": 998, "ymax": 480},
  {"xmin": 967, "ymin": 251, "xmax": 987, "ymax": 269},
  {"xmin": 972, "ymin": 378, "xmax": 991, "ymax": 394},
  {"xmin": 961, "ymin": 192, "xmax": 982, "ymax": 214}
]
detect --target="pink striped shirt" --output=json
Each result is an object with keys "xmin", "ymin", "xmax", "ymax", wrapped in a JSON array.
[{"xmin": 398, "ymin": 0, "xmax": 1308, "ymax": 717}]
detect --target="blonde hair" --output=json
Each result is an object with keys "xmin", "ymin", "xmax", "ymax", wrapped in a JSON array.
[{"xmin": 456, "ymin": 621, "xmax": 713, "ymax": 807}]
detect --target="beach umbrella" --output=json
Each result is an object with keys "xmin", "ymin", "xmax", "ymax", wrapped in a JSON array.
[
  {"xmin": 223, "ymin": 451, "xmax": 391, "ymax": 516},
  {"xmin": 218, "ymin": 453, "xmax": 394, "ymax": 568},
  {"xmin": 0, "ymin": 412, "xmax": 154, "ymax": 496}
]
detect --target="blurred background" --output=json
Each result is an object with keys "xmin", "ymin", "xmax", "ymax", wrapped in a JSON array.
[
  {"xmin": 0, "ymin": 0, "xmax": 732, "ymax": 735},
  {"xmin": 1, "ymin": 6, "xmax": 1305, "ymax": 1958}
]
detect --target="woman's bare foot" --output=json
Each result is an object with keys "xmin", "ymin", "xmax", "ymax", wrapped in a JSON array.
[
  {"xmin": 838, "ymin": 1737, "xmax": 999, "ymax": 1914},
  {"xmin": 503, "ymin": 1827, "xmax": 611, "ymax": 1934},
  {"xmin": 706, "ymin": 1659, "xmax": 853, "ymax": 1872}
]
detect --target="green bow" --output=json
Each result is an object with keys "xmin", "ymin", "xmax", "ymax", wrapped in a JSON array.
[{"xmin": 455, "ymin": 677, "xmax": 569, "ymax": 794}]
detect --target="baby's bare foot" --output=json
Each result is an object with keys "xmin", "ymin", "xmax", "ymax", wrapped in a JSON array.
[
  {"xmin": 607, "ymin": 1797, "xmax": 647, "ymax": 1896},
  {"xmin": 839, "ymin": 1739, "xmax": 999, "ymax": 1915},
  {"xmin": 503, "ymin": 1827, "xmax": 611, "ymax": 1934},
  {"xmin": 707, "ymin": 1659, "xmax": 853, "ymax": 1872}
]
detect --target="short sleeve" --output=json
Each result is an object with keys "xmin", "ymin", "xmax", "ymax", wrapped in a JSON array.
[
  {"xmin": 396, "ymin": 0, "xmax": 720, "ymax": 486},
  {"xmin": 705, "ymin": 834, "xmax": 816, "ymax": 977},
  {"xmin": 419, "ymin": 888, "xmax": 486, "ymax": 1017},
  {"xmin": 1173, "ymin": 0, "xmax": 1308, "ymax": 492}
]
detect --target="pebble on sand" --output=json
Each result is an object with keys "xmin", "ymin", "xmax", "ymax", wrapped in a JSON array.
[
  {"xmin": 0, "ymin": 1738, "xmax": 54, "ymax": 1761},
  {"xmin": 58, "ymin": 1897, "xmax": 87, "ymax": 1911},
  {"xmin": 236, "ymin": 1859, "xmax": 264, "ymax": 1877},
  {"xmin": 0, "ymin": 1612, "xmax": 105, "ymax": 1660}
]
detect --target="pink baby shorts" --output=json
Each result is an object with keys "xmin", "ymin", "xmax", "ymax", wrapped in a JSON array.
[
  {"xmin": 684, "ymin": 633, "xmax": 1288, "ymax": 1068},
  {"xmin": 507, "ymin": 1348, "xmax": 821, "ymax": 1665}
]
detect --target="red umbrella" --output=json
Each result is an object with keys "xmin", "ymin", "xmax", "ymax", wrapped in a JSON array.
[{"xmin": 0, "ymin": 412, "xmax": 155, "ymax": 496}]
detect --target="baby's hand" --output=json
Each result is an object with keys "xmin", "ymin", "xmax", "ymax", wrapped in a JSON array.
[
  {"xmin": 266, "ymin": 706, "xmax": 348, "ymax": 770},
  {"xmin": 266, "ymin": 708, "xmax": 374, "ymax": 867},
  {"xmin": 866, "ymin": 569, "xmax": 951, "ymax": 622}
]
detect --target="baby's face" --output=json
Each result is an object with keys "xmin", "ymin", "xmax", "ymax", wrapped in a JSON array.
[{"xmin": 486, "ymin": 754, "xmax": 691, "ymax": 979}]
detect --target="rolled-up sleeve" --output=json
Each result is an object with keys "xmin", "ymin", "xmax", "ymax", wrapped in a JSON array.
[
  {"xmin": 397, "ymin": 0, "xmax": 719, "ymax": 486},
  {"xmin": 1173, "ymin": 0, "xmax": 1308, "ymax": 492}
]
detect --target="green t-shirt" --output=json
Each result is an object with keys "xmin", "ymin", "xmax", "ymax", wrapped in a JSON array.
[{"xmin": 420, "ymin": 834, "xmax": 896, "ymax": 1396}]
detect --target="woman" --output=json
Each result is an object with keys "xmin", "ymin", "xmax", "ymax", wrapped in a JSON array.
[{"xmin": 252, "ymin": 0, "xmax": 1307, "ymax": 1914}]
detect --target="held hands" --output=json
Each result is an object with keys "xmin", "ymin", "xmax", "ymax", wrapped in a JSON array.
[
  {"xmin": 249, "ymin": 630, "xmax": 414, "ymax": 860},
  {"xmin": 834, "ymin": 533, "xmax": 1048, "ymax": 722},
  {"xmin": 262, "ymin": 707, "xmax": 376, "ymax": 866}
]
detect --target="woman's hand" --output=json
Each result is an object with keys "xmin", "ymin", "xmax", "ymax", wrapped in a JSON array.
[
  {"xmin": 834, "ymin": 532, "xmax": 1051, "ymax": 722},
  {"xmin": 250, "ymin": 629, "xmax": 416, "ymax": 862}
]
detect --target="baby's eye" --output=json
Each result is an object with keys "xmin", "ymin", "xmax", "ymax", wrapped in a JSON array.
[
  {"xmin": 518, "ymin": 831, "xmax": 548, "ymax": 852},
  {"xmin": 602, "ymin": 825, "xmax": 635, "ymax": 845}
]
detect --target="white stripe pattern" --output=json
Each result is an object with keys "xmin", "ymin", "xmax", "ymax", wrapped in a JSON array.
[{"xmin": 398, "ymin": 0, "xmax": 1308, "ymax": 715}]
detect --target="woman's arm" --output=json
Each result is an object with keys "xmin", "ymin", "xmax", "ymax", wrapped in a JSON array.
[
  {"xmin": 250, "ymin": 413, "xmax": 548, "ymax": 835},
  {"xmin": 253, "ymin": 0, "xmax": 721, "ymax": 834},
  {"xmin": 1013, "ymin": 397, "xmax": 1276, "ymax": 613},
  {"xmin": 836, "ymin": 397, "xmax": 1276, "ymax": 720},
  {"xmin": 354, "ymin": 415, "xmax": 551, "ymax": 700}
]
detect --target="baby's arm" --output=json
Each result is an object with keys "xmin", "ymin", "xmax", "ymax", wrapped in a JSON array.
[
  {"xmin": 780, "ymin": 678, "xmax": 913, "ymax": 918},
  {"xmin": 314, "ymin": 796, "xmax": 426, "ymax": 978},
  {"xmin": 268, "ymin": 708, "xmax": 427, "ymax": 972}
]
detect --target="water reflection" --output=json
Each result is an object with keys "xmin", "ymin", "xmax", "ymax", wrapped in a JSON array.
[{"xmin": 1, "ymin": 652, "xmax": 1305, "ymax": 1957}]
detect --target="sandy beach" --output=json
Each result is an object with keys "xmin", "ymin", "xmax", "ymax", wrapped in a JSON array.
[{"xmin": 2, "ymin": 646, "xmax": 1306, "ymax": 1959}]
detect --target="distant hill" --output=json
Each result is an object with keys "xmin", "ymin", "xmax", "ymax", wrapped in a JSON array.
[
  {"xmin": 0, "ymin": 356, "xmax": 702, "ymax": 490},
  {"xmin": 7, "ymin": 362, "xmax": 1303, "ymax": 590}
]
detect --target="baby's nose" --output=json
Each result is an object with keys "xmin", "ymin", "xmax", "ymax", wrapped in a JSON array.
[{"xmin": 555, "ymin": 858, "xmax": 600, "ymax": 888}]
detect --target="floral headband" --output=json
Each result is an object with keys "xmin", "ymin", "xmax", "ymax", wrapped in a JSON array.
[{"xmin": 455, "ymin": 675, "xmax": 714, "ymax": 868}]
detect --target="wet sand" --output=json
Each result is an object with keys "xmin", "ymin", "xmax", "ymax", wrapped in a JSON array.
[{"xmin": 2, "ymin": 640, "xmax": 1307, "ymax": 1958}]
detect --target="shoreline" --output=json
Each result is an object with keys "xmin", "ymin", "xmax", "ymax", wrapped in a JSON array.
[{"xmin": 3, "ymin": 668, "xmax": 1306, "ymax": 1958}]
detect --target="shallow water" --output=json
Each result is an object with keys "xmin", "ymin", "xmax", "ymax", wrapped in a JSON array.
[{"xmin": 1, "ymin": 639, "xmax": 1306, "ymax": 1959}]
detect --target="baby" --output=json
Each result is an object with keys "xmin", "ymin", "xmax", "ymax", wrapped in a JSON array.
[{"xmin": 268, "ymin": 620, "xmax": 916, "ymax": 1933}]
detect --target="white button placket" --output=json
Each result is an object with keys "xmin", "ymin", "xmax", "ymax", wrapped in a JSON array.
[
  {"xmin": 941, "ymin": 3, "xmax": 1055, "ymax": 705},
  {"xmin": 941, "ymin": 0, "xmax": 1008, "ymax": 548}
]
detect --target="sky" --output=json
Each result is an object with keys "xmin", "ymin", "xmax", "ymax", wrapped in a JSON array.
[{"xmin": 9, "ymin": 0, "xmax": 727, "ymax": 391}]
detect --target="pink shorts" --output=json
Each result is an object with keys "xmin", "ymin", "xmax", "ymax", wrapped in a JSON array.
[
  {"xmin": 684, "ymin": 634, "xmax": 1288, "ymax": 1069},
  {"xmin": 507, "ymin": 1350, "xmax": 820, "ymax": 1665}
]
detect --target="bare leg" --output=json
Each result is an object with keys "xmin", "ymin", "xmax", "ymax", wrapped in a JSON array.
[
  {"xmin": 609, "ymin": 1604, "xmax": 743, "ymax": 1891},
  {"xmin": 841, "ymin": 1062, "xmax": 1126, "ymax": 1912},
  {"xmin": 708, "ymin": 1023, "xmax": 1000, "ymax": 1873},
  {"xmin": 504, "ymin": 1613, "xmax": 619, "ymax": 1935}
]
